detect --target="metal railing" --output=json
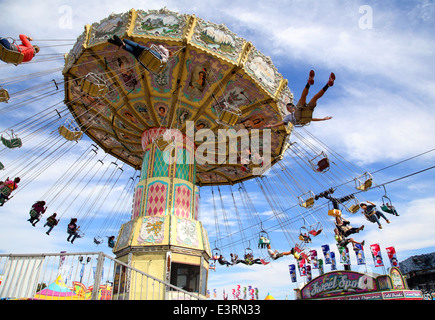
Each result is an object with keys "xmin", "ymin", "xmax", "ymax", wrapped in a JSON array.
[{"xmin": 0, "ymin": 252, "xmax": 203, "ymax": 300}]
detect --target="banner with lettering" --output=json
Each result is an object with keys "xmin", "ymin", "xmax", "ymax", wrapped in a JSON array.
[
  {"xmin": 310, "ymin": 249, "xmax": 319, "ymax": 269},
  {"xmin": 289, "ymin": 264, "xmax": 297, "ymax": 283},
  {"xmin": 386, "ymin": 246, "xmax": 399, "ymax": 268},
  {"xmin": 321, "ymin": 244, "xmax": 332, "ymax": 264},
  {"xmin": 370, "ymin": 243, "xmax": 384, "ymax": 267},
  {"xmin": 330, "ymin": 251, "xmax": 337, "ymax": 270},
  {"xmin": 354, "ymin": 243, "xmax": 366, "ymax": 265},
  {"xmin": 338, "ymin": 246, "xmax": 350, "ymax": 265},
  {"xmin": 300, "ymin": 271, "xmax": 378, "ymax": 300}
]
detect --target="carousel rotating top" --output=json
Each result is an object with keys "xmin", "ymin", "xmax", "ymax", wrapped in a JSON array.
[{"xmin": 63, "ymin": 7, "xmax": 293, "ymax": 186}]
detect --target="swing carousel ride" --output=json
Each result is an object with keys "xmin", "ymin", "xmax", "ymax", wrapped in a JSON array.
[{"xmin": 0, "ymin": 8, "xmax": 400, "ymax": 296}]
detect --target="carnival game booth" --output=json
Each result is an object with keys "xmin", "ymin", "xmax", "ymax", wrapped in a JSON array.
[{"xmin": 294, "ymin": 267, "xmax": 423, "ymax": 300}]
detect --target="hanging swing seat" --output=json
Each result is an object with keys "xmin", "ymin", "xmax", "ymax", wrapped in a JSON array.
[
  {"xmin": 138, "ymin": 44, "xmax": 168, "ymax": 74},
  {"xmin": 298, "ymin": 191, "xmax": 315, "ymax": 208},
  {"xmin": 309, "ymin": 152, "xmax": 330, "ymax": 173},
  {"xmin": 58, "ymin": 119, "xmax": 83, "ymax": 141},
  {"xmin": 29, "ymin": 209, "xmax": 40, "ymax": 218},
  {"xmin": 0, "ymin": 44, "xmax": 24, "ymax": 65},
  {"xmin": 298, "ymin": 233, "xmax": 311, "ymax": 243},
  {"xmin": 0, "ymin": 88, "xmax": 10, "ymax": 103},
  {"xmin": 294, "ymin": 242, "xmax": 306, "ymax": 254},
  {"xmin": 298, "ymin": 225, "xmax": 311, "ymax": 243},
  {"xmin": 0, "ymin": 184, "xmax": 13, "ymax": 206},
  {"xmin": 211, "ymin": 247, "xmax": 221, "ymax": 261},
  {"xmin": 258, "ymin": 236, "xmax": 270, "ymax": 248},
  {"xmin": 1, "ymin": 131, "xmax": 22, "ymax": 149},
  {"xmin": 0, "ymin": 162, "xmax": 4, "ymax": 170},
  {"xmin": 348, "ymin": 204, "xmax": 360, "ymax": 214},
  {"xmin": 308, "ymin": 222, "xmax": 323, "ymax": 237},
  {"xmin": 93, "ymin": 237, "xmax": 103, "ymax": 245},
  {"xmin": 258, "ymin": 230, "xmax": 270, "ymax": 248},
  {"xmin": 381, "ymin": 204, "xmax": 398, "ymax": 215},
  {"xmin": 80, "ymin": 72, "xmax": 108, "ymax": 97},
  {"xmin": 215, "ymin": 102, "xmax": 242, "ymax": 127},
  {"xmin": 295, "ymin": 104, "xmax": 315, "ymax": 126},
  {"xmin": 381, "ymin": 195, "xmax": 398, "ymax": 215},
  {"xmin": 355, "ymin": 172, "xmax": 373, "ymax": 191},
  {"xmin": 340, "ymin": 195, "xmax": 360, "ymax": 214}
]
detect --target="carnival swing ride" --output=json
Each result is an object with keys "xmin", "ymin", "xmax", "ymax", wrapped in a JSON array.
[{"xmin": 0, "ymin": 8, "xmax": 403, "ymax": 289}]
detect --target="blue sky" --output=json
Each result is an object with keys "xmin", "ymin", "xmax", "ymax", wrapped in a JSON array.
[{"xmin": 0, "ymin": 0, "xmax": 435, "ymax": 300}]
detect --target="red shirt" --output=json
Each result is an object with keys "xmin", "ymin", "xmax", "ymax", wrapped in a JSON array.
[{"xmin": 14, "ymin": 34, "xmax": 35, "ymax": 62}]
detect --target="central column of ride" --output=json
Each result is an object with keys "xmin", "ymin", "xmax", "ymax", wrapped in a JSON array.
[{"xmin": 113, "ymin": 128, "xmax": 210, "ymax": 300}]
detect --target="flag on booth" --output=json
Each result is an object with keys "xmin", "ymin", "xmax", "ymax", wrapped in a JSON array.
[
  {"xmin": 330, "ymin": 251, "xmax": 337, "ymax": 270},
  {"xmin": 338, "ymin": 246, "xmax": 350, "ymax": 265},
  {"xmin": 289, "ymin": 264, "xmax": 297, "ymax": 283},
  {"xmin": 321, "ymin": 244, "xmax": 332, "ymax": 264},
  {"xmin": 386, "ymin": 246, "xmax": 399, "ymax": 268},
  {"xmin": 310, "ymin": 249, "xmax": 318, "ymax": 269},
  {"xmin": 354, "ymin": 243, "xmax": 366, "ymax": 265},
  {"xmin": 370, "ymin": 243, "xmax": 384, "ymax": 267}
]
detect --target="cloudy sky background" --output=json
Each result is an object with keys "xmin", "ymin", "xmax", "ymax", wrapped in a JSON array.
[{"xmin": 0, "ymin": 0, "xmax": 434, "ymax": 300}]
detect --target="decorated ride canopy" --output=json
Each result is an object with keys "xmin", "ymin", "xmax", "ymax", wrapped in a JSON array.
[{"xmin": 62, "ymin": 7, "xmax": 293, "ymax": 186}]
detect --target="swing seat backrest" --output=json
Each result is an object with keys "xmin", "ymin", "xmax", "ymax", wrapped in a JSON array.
[
  {"xmin": 58, "ymin": 125, "xmax": 83, "ymax": 141},
  {"xmin": 216, "ymin": 109, "xmax": 240, "ymax": 127},
  {"xmin": 301, "ymin": 197, "xmax": 315, "ymax": 208},
  {"xmin": 0, "ymin": 185, "xmax": 13, "ymax": 196},
  {"xmin": 80, "ymin": 74, "xmax": 108, "ymax": 98},
  {"xmin": 138, "ymin": 49, "xmax": 167, "ymax": 74},
  {"xmin": 295, "ymin": 104, "xmax": 314, "ymax": 126},
  {"xmin": 348, "ymin": 204, "xmax": 360, "ymax": 214},
  {"xmin": 1, "ymin": 136, "xmax": 22, "ymax": 149},
  {"xmin": 0, "ymin": 46, "xmax": 24, "ymax": 65},
  {"xmin": 356, "ymin": 178, "xmax": 372, "ymax": 191},
  {"xmin": 0, "ymin": 88, "xmax": 10, "ymax": 103},
  {"xmin": 317, "ymin": 158, "xmax": 330, "ymax": 172},
  {"xmin": 29, "ymin": 209, "xmax": 39, "ymax": 218},
  {"xmin": 309, "ymin": 228, "xmax": 322, "ymax": 237}
]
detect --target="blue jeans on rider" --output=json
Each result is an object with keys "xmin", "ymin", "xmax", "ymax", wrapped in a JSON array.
[{"xmin": 123, "ymin": 39, "xmax": 162, "ymax": 60}]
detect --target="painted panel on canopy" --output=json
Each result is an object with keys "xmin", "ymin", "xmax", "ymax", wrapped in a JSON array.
[
  {"xmin": 69, "ymin": 53, "xmax": 123, "ymax": 106},
  {"xmin": 244, "ymin": 46, "xmax": 283, "ymax": 97},
  {"xmin": 114, "ymin": 132, "xmax": 142, "ymax": 149},
  {"xmin": 87, "ymin": 11, "xmax": 131, "ymax": 46},
  {"xmin": 86, "ymin": 128, "xmax": 122, "ymax": 150},
  {"xmin": 129, "ymin": 98, "xmax": 155, "ymax": 128},
  {"xmin": 132, "ymin": 8, "xmax": 188, "ymax": 39},
  {"xmin": 113, "ymin": 114, "xmax": 143, "ymax": 137},
  {"xmin": 181, "ymin": 48, "xmax": 232, "ymax": 105},
  {"xmin": 197, "ymin": 172, "xmax": 228, "ymax": 184},
  {"xmin": 111, "ymin": 147, "xmax": 143, "ymax": 168},
  {"xmin": 150, "ymin": 96, "xmax": 171, "ymax": 127},
  {"xmin": 102, "ymin": 45, "xmax": 143, "ymax": 97},
  {"xmin": 190, "ymin": 16, "xmax": 245, "ymax": 63},
  {"xmin": 217, "ymin": 72, "xmax": 268, "ymax": 109},
  {"xmin": 116, "ymin": 105, "xmax": 147, "ymax": 131},
  {"xmin": 64, "ymin": 31, "xmax": 86, "ymax": 72},
  {"xmin": 73, "ymin": 104, "xmax": 113, "ymax": 133}
]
